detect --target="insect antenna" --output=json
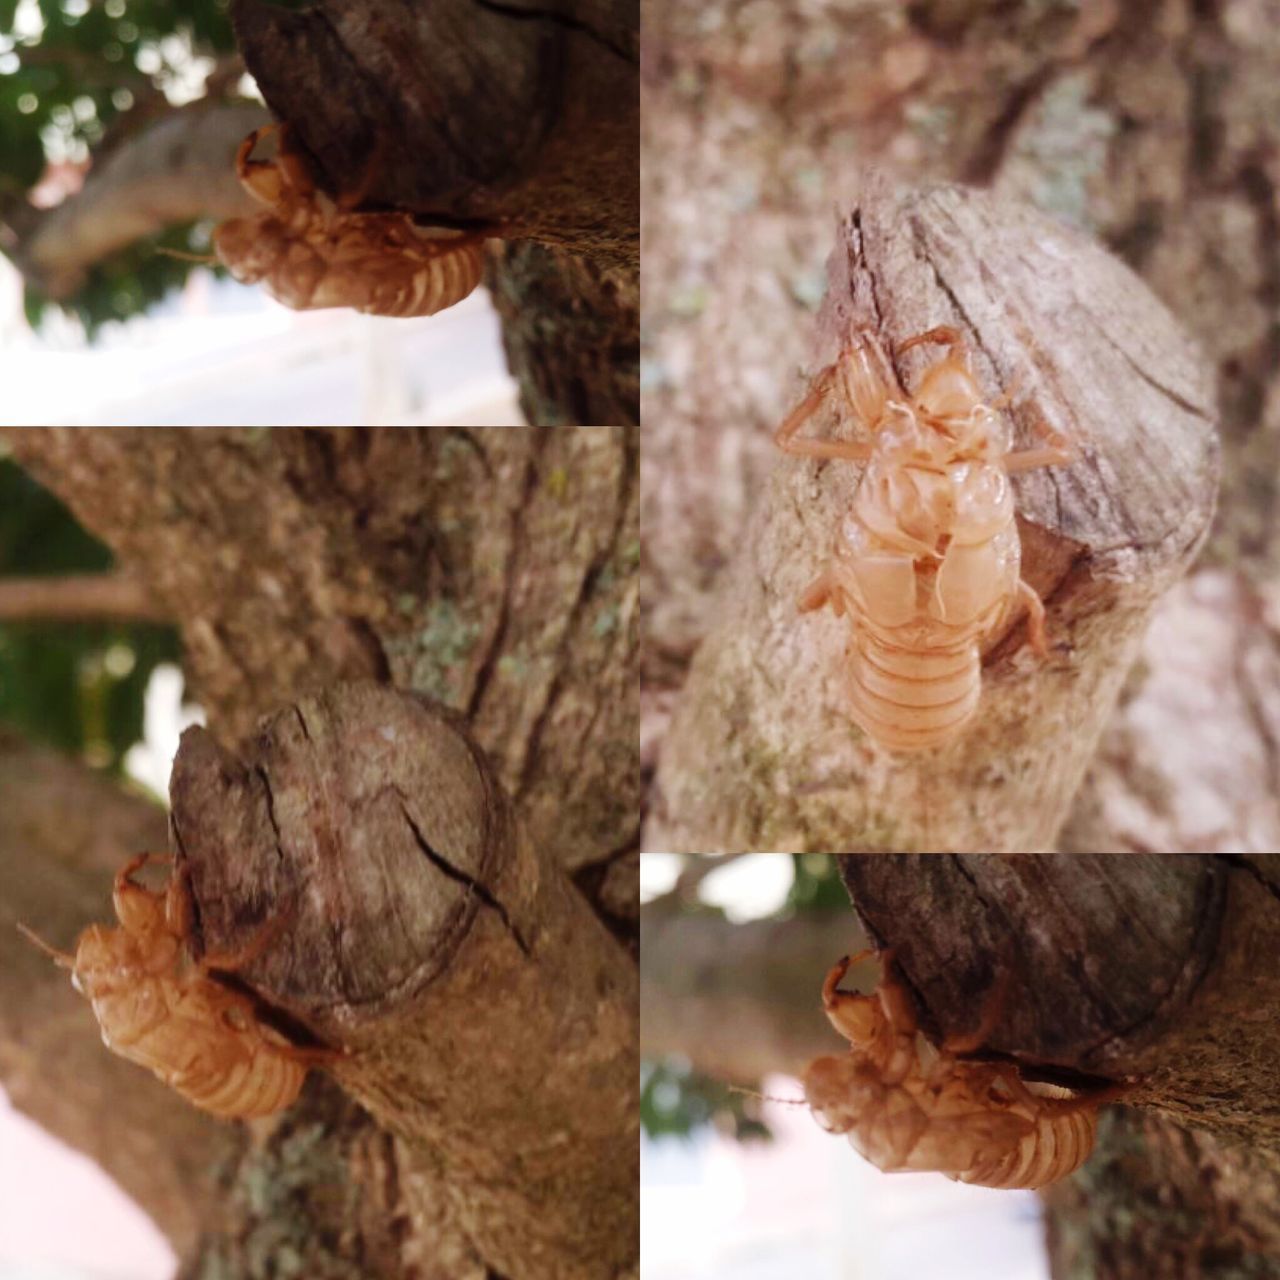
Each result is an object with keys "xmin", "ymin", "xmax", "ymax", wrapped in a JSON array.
[
  {"xmin": 155, "ymin": 248, "xmax": 219, "ymax": 265},
  {"xmin": 16, "ymin": 922, "xmax": 75, "ymax": 968},
  {"xmin": 728, "ymin": 1083, "xmax": 807, "ymax": 1108}
]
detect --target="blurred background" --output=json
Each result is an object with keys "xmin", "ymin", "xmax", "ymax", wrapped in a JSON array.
[
  {"xmin": 0, "ymin": 449, "xmax": 185, "ymax": 1278},
  {"xmin": 640, "ymin": 854, "xmax": 1050, "ymax": 1280},
  {"xmin": 0, "ymin": 0, "xmax": 520, "ymax": 426}
]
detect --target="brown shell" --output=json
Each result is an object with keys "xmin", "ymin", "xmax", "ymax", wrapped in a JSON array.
[
  {"xmin": 213, "ymin": 125, "xmax": 487, "ymax": 319},
  {"xmin": 776, "ymin": 327, "xmax": 1072, "ymax": 752},
  {"xmin": 20, "ymin": 854, "xmax": 332, "ymax": 1119},
  {"xmin": 802, "ymin": 953, "xmax": 1109, "ymax": 1190}
]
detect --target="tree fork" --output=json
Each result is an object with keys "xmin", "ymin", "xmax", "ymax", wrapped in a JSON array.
[
  {"xmin": 648, "ymin": 181, "xmax": 1220, "ymax": 853},
  {"xmin": 170, "ymin": 682, "xmax": 638, "ymax": 1280}
]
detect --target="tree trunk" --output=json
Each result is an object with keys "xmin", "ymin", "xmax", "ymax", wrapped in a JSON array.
[{"xmin": 0, "ymin": 427, "xmax": 638, "ymax": 1279}]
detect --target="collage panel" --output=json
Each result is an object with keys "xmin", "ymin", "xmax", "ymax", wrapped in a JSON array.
[
  {"xmin": 641, "ymin": 852, "xmax": 1280, "ymax": 1280},
  {"xmin": 641, "ymin": 0, "xmax": 1280, "ymax": 855},
  {"xmin": 0, "ymin": 427, "xmax": 639, "ymax": 1278},
  {"xmin": 0, "ymin": 2, "xmax": 637, "ymax": 427}
]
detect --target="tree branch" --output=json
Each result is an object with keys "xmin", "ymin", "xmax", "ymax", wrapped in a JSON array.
[
  {"xmin": 0, "ymin": 427, "xmax": 639, "ymax": 882},
  {"xmin": 169, "ymin": 684, "xmax": 638, "ymax": 1280},
  {"xmin": 649, "ymin": 181, "xmax": 1219, "ymax": 854},
  {"xmin": 11, "ymin": 100, "xmax": 269, "ymax": 299},
  {"xmin": 838, "ymin": 854, "xmax": 1280, "ymax": 1151},
  {"xmin": 0, "ymin": 572, "xmax": 169, "ymax": 623},
  {"xmin": 640, "ymin": 901, "xmax": 864, "ymax": 1080},
  {"xmin": 230, "ymin": 0, "xmax": 638, "ymax": 269}
]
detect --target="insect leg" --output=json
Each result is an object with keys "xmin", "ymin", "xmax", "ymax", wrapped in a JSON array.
[
  {"xmin": 1015, "ymin": 580, "xmax": 1050, "ymax": 659},
  {"xmin": 941, "ymin": 960, "xmax": 1013, "ymax": 1054},
  {"xmin": 775, "ymin": 365, "xmax": 874, "ymax": 461},
  {"xmin": 798, "ymin": 569, "xmax": 842, "ymax": 614},
  {"xmin": 896, "ymin": 325, "xmax": 968, "ymax": 366},
  {"xmin": 1004, "ymin": 415, "xmax": 1077, "ymax": 471},
  {"xmin": 197, "ymin": 904, "xmax": 296, "ymax": 974}
]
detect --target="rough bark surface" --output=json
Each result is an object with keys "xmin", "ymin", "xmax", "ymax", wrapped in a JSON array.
[
  {"xmin": 1059, "ymin": 569, "xmax": 1280, "ymax": 853},
  {"xmin": 642, "ymin": 0, "xmax": 1280, "ymax": 855},
  {"xmin": 231, "ymin": 0, "xmax": 638, "ymax": 269},
  {"xmin": 838, "ymin": 854, "xmax": 1280, "ymax": 1151},
  {"xmin": 0, "ymin": 427, "xmax": 639, "ymax": 881},
  {"xmin": 487, "ymin": 242, "xmax": 640, "ymax": 426},
  {"xmin": 647, "ymin": 183, "xmax": 1218, "ymax": 854},
  {"xmin": 0, "ymin": 428, "xmax": 638, "ymax": 1278},
  {"xmin": 1044, "ymin": 1108, "xmax": 1280, "ymax": 1279},
  {"xmin": 169, "ymin": 685, "xmax": 638, "ymax": 1280}
]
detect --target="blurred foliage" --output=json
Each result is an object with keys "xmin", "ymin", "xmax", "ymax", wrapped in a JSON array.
[
  {"xmin": 785, "ymin": 853, "xmax": 851, "ymax": 913},
  {"xmin": 0, "ymin": 0, "xmax": 236, "ymax": 332},
  {"xmin": 0, "ymin": 454, "xmax": 180, "ymax": 768},
  {"xmin": 23, "ymin": 217, "xmax": 219, "ymax": 334},
  {"xmin": 641, "ymin": 1058, "xmax": 772, "ymax": 1144}
]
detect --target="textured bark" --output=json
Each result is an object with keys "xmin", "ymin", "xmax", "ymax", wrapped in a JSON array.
[
  {"xmin": 487, "ymin": 242, "xmax": 640, "ymax": 426},
  {"xmin": 0, "ymin": 427, "xmax": 639, "ymax": 878},
  {"xmin": 0, "ymin": 730, "xmax": 240, "ymax": 1260},
  {"xmin": 1, "ymin": 428, "xmax": 638, "ymax": 1278},
  {"xmin": 1044, "ymin": 1108, "xmax": 1280, "ymax": 1279},
  {"xmin": 639, "ymin": 901, "xmax": 864, "ymax": 1079},
  {"xmin": 231, "ymin": 0, "xmax": 637, "ymax": 269},
  {"xmin": 838, "ymin": 854, "xmax": 1280, "ymax": 1151},
  {"xmin": 642, "ymin": 0, "xmax": 1280, "ymax": 855},
  {"xmin": 169, "ymin": 685, "xmax": 638, "ymax": 1280},
  {"xmin": 648, "ymin": 183, "xmax": 1218, "ymax": 854},
  {"xmin": 1059, "ymin": 569, "xmax": 1280, "ymax": 853},
  {"xmin": 12, "ymin": 100, "xmax": 267, "ymax": 299}
]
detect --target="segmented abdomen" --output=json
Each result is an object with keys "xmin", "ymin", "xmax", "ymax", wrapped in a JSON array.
[
  {"xmin": 950, "ymin": 1106, "xmax": 1097, "ymax": 1190},
  {"xmin": 176, "ymin": 1048, "xmax": 307, "ymax": 1118},
  {"xmin": 847, "ymin": 629, "xmax": 981, "ymax": 752}
]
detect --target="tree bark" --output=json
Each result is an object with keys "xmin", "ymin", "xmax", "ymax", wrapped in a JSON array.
[
  {"xmin": 837, "ymin": 854, "xmax": 1280, "ymax": 1151},
  {"xmin": 0, "ymin": 427, "xmax": 638, "ymax": 1278},
  {"xmin": 0, "ymin": 427, "xmax": 639, "ymax": 881},
  {"xmin": 648, "ymin": 182, "xmax": 1218, "ymax": 854},
  {"xmin": 1044, "ymin": 1108, "xmax": 1280, "ymax": 1279},
  {"xmin": 170, "ymin": 685, "xmax": 637, "ymax": 1280}
]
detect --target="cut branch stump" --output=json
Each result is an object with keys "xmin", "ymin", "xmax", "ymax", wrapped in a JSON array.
[
  {"xmin": 649, "ymin": 180, "xmax": 1220, "ymax": 854},
  {"xmin": 170, "ymin": 682, "xmax": 638, "ymax": 1280}
]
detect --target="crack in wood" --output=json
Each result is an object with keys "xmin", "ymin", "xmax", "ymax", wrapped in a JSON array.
[{"xmin": 397, "ymin": 799, "xmax": 531, "ymax": 957}]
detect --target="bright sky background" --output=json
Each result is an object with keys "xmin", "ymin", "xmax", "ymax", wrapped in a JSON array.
[{"xmin": 0, "ymin": 258, "xmax": 522, "ymax": 428}]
